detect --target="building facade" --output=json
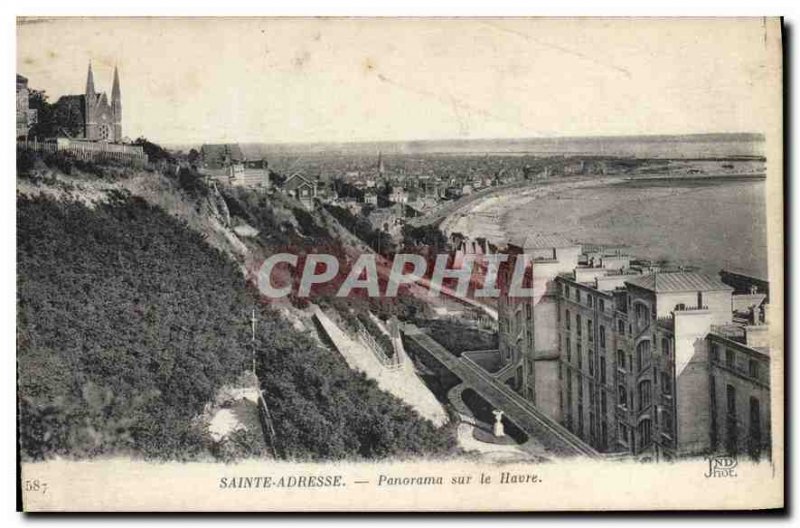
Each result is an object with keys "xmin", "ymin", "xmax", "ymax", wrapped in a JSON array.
[
  {"xmin": 200, "ymin": 143, "xmax": 270, "ymax": 188},
  {"xmin": 498, "ymin": 240, "xmax": 772, "ymax": 461},
  {"xmin": 16, "ymin": 74, "xmax": 37, "ymax": 139}
]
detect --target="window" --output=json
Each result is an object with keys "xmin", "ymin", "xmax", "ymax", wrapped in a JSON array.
[
  {"xmin": 726, "ymin": 384, "xmax": 736, "ymax": 416},
  {"xmin": 588, "ymin": 295, "xmax": 594, "ymax": 308},
  {"xmin": 575, "ymin": 289, "xmax": 581, "ymax": 302},
  {"xmin": 661, "ymin": 371, "xmax": 672, "ymax": 395},
  {"xmin": 638, "ymin": 380, "xmax": 652, "ymax": 409},
  {"xmin": 566, "ymin": 336, "xmax": 571, "ymax": 361},
  {"xmin": 661, "ymin": 337, "xmax": 670, "ymax": 358},
  {"xmin": 636, "ymin": 340, "xmax": 651, "ymax": 371},
  {"xmin": 578, "ymin": 345, "xmax": 583, "ymax": 369},
  {"xmin": 600, "ymin": 325, "xmax": 606, "ymax": 349},
  {"xmin": 601, "ymin": 421, "xmax": 608, "ymax": 449},
  {"xmin": 638, "ymin": 418, "xmax": 652, "ymax": 449},
  {"xmin": 565, "ymin": 309, "xmax": 571, "ymax": 329},
  {"xmin": 601, "ymin": 390, "xmax": 608, "ymax": 414},
  {"xmin": 726, "ymin": 349, "xmax": 735, "ymax": 369},
  {"xmin": 599, "ymin": 299, "xmax": 605, "ymax": 312},
  {"xmin": 749, "ymin": 397, "xmax": 761, "ymax": 456},
  {"xmin": 662, "ymin": 408, "xmax": 673, "ymax": 436},
  {"xmin": 566, "ymin": 375, "xmax": 573, "ymax": 409},
  {"xmin": 749, "ymin": 359, "xmax": 759, "ymax": 380},
  {"xmin": 587, "ymin": 319, "xmax": 593, "ymax": 341},
  {"xmin": 618, "ymin": 385, "xmax": 627, "ymax": 408},
  {"xmin": 600, "ymin": 356, "xmax": 607, "ymax": 384},
  {"xmin": 578, "ymin": 404, "xmax": 584, "ymax": 436},
  {"xmin": 726, "ymin": 384, "xmax": 737, "ymax": 454},
  {"xmin": 588, "ymin": 352, "xmax": 594, "ymax": 376},
  {"xmin": 618, "ymin": 320, "xmax": 625, "ymax": 334},
  {"xmin": 616, "ymin": 349, "xmax": 626, "ymax": 370},
  {"xmin": 619, "ymin": 424, "xmax": 629, "ymax": 445},
  {"xmin": 634, "ymin": 302, "xmax": 649, "ymax": 328},
  {"xmin": 711, "ymin": 342, "xmax": 720, "ymax": 362}
]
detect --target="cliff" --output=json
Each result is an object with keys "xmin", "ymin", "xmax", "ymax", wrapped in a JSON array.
[{"xmin": 16, "ymin": 153, "xmax": 457, "ymax": 462}]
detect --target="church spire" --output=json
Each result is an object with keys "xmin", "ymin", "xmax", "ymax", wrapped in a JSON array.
[
  {"xmin": 111, "ymin": 65, "xmax": 122, "ymax": 142},
  {"xmin": 85, "ymin": 62, "xmax": 95, "ymax": 96},
  {"xmin": 112, "ymin": 66, "xmax": 120, "ymax": 103}
]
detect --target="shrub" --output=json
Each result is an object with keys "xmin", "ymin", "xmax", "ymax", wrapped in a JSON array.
[
  {"xmin": 17, "ymin": 195, "xmax": 251, "ymax": 460},
  {"xmin": 18, "ymin": 193, "xmax": 457, "ymax": 462}
]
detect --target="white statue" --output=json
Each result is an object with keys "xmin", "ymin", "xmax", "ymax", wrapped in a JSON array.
[{"xmin": 492, "ymin": 409, "xmax": 505, "ymax": 438}]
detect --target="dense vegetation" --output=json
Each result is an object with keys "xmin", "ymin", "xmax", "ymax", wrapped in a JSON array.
[
  {"xmin": 324, "ymin": 204, "xmax": 395, "ymax": 256},
  {"xmin": 18, "ymin": 189, "xmax": 456, "ymax": 461},
  {"xmin": 18, "ymin": 194, "xmax": 254, "ymax": 460},
  {"xmin": 256, "ymin": 313, "xmax": 456, "ymax": 460},
  {"xmin": 419, "ymin": 319, "xmax": 498, "ymax": 355}
]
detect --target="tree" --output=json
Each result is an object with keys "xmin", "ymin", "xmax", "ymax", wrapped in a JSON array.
[
  {"xmin": 187, "ymin": 148, "xmax": 201, "ymax": 165},
  {"xmin": 27, "ymin": 89, "xmax": 56, "ymax": 139},
  {"xmin": 134, "ymin": 137, "xmax": 175, "ymax": 163}
]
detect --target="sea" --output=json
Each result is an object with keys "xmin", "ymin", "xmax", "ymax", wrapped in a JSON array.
[{"xmin": 502, "ymin": 177, "xmax": 768, "ymax": 279}]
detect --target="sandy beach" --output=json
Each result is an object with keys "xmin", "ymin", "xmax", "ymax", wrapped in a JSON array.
[
  {"xmin": 440, "ymin": 176, "xmax": 625, "ymax": 245},
  {"xmin": 439, "ymin": 175, "xmax": 768, "ymax": 278}
]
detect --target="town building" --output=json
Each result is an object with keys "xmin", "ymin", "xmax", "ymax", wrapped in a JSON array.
[
  {"xmin": 389, "ymin": 186, "xmax": 409, "ymax": 205},
  {"xmin": 200, "ymin": 143, "xmax": 270, "ymax": 188},
  {"xmin": 496, "ymin": 240, "xmax": 772, "ymax": 461},
  {"xmin": 16, "ymin": 74, "xmax": 37, "ymax": 139},
  {"xmin": 282, "ymin": 171, "xmax": 318, "ymax": 209},
  {"xmin": 363, "ymin": 189, "xmax": 379, "ymax": 206}
]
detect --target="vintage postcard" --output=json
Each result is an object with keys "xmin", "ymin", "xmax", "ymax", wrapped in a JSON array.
[{"xmin": 16, "ymin": 16, "xmax": 784, "ymax": 511}]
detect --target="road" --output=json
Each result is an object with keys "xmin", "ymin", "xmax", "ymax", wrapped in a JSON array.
[{"xmin": 403, "ymin": 324, "xmax": 600, "ymax": 458}]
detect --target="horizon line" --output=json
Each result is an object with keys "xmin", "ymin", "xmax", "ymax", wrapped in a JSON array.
[{"xmin": 158, "ymin": 131, "xmax": 765, "ymax": 148}]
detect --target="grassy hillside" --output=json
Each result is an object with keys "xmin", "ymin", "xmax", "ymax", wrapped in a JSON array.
[{"xmin": 18, "ymin": 173, "xmax": 456, "ymax": 461}]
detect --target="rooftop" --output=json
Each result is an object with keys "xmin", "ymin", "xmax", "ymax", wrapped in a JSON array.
[
  {"xmin": 625, "ymin": 272, "xmax": 733, "ymax": 293},
  {"xmin": 284, "ymin": 171, "xmax": 314, "ymax": 191},
  {"xmin": 512, "ymin": 233, "xmax": 578, "ymax": 250}
]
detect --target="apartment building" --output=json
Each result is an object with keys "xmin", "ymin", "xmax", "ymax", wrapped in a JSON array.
[{"xmin": 498, "ymin": 239, "xmax": 772, "ymax": 461}]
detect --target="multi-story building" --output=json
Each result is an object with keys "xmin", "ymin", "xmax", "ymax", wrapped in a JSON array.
[
  {"xmin": 707, "ymin": 313, "xmax": 771, "ymax": 459},
  {"xmin": 498, "ymin": 239, "xmax": 772, "ymax": 461},
  {"xmin": 16, "ymin": 74, "xmax": 37, "ymax": 139},
  {"xmin": 497, "ymin": 234, "xmax": 582, "ymax": 418}
]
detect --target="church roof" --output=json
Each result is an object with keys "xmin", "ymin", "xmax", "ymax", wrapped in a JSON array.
[{"xmin": 625, "ymin": 272, "xmax": 733, "ymax": 293}]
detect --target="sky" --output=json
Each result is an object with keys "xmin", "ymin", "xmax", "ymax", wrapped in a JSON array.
[{"xmin": 16, "ymin": 17, "xmax": 780, "ymax": 145}]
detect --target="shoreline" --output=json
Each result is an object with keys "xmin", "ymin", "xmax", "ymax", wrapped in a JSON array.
[
  {"xmin": 439, "ymin": 176, "xmax": 626, "ymax": 245},
  {"xmin": 437, "ymin": 175, "xmax": 767, "ymax": 279}
]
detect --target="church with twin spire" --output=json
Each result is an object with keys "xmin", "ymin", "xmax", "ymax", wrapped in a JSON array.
[{"xmin": 53, "ymin": 62, "xmax": 123, "ymax": 143}]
